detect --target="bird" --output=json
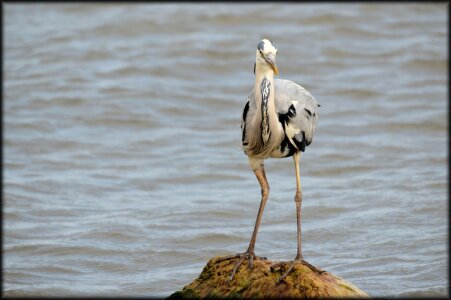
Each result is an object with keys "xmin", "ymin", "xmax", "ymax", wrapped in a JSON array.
[{"xmin": 218, "ymin": 39, "xmax": 322, "ymax": 283}]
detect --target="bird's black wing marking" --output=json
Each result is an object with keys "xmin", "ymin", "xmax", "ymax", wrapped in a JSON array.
[
  {"xmin": 278, "ymin": 104, "xmax": 296, "ymax": 126},
  {"xmin": 280, "ymin": 135, "xmax": 297, "ymax": 157},
  {"xmin": 278, "ymin": 105, "xmax": 311, "ymax": 153},
  {"xmin": 241, "ymin": 100, "xmax": 250, "ymax": 145},
  {"xmin": 242, "ymin": 100, "xmax": 250, "ymax": 123},
  {"xmin": 293, "ymin": 132, "xmax": 307, "ymax": 152},
  {"xmin": 278, "ymin": 104, "xmax": 297, "ymax": 157}
]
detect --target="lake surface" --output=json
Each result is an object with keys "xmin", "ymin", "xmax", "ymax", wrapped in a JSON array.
[{"xmin": 3, "ymin": 3, "xmax": 448, "ymax": 297}]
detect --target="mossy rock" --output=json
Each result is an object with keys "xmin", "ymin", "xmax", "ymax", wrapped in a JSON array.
[{"xmin": 168, "ymin": 256, "xmax": 369, "ymax": 298}]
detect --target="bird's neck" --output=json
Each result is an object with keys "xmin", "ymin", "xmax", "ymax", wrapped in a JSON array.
[
  {"xmin": 254, "ymin": 64, "xmax": 275, "ymax": 106},
  {"xmin": 254, "ymin": 70, "xmax": 275, "ymax": 118},
  {"xmin": 254, "ymin": 67, "xmax": 276, "ymax": 145}
]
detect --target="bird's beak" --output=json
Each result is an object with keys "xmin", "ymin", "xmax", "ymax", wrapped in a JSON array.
[
  {"xmin": 272, "ymin": 63, "xmax": 279, "ymax": 75},
  {"xmin": 266, "ymin": 53, "xmax": 279, "ymax": 75}
]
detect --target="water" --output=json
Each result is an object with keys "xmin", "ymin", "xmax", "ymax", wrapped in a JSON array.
[{"xmin": 3, "ymin": 3, "xmax": 448, "ymax": 297}]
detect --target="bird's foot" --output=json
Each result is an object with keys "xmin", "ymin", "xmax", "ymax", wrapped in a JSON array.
[
  {"xmin": 272, "ymin": 257, "xmax": 325, "ymax": 284},
  {"xmin": 216, "ymin": 251, "xmax": 267, "ymax": 282}
]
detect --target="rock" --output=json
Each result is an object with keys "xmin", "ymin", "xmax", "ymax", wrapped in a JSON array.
[{"xmin": 169, "ymin": 256, "xmax": 369, "ymax": 298}]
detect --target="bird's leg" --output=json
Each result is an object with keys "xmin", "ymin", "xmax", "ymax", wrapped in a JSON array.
[
  {"xmin": 294, "ymin": 152, "xmax": 303, "ymax": 261},
  {"xmin": 217, "ymin": 160, "xmax": 269, "ymax": 282},
  {"xmin": 246, "ymin": 165, "xmax": 270, "ymax": 264},
  {"xmin": 275, "ymin": 152, "xmax": 324, "ymax": 283}
]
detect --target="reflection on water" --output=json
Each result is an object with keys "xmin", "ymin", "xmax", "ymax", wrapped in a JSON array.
[{"xmin": 3, "ymin": 3, "xmax": 448, "ymax": 297}]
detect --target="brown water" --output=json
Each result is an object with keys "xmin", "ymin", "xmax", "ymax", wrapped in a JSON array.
[{"xmin": 3, "ymin": 3, "xmax": 448, "ymax": 297}]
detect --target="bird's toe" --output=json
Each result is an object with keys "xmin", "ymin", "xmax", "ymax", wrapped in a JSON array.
[
  {"xmin": 220, "ymin": 251, "xmax": 267, "ymax": 282},
  {"xmin": 301, "ymin": 259, "xmax": 325, "ymax": 274},
  {"xmin": 275, "ymin": 259, "xmax": 325, "ymax": 283}
]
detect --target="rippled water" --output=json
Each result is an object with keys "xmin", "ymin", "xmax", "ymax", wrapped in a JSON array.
[{"xmin": 3, "ymin": 3, "xmax": 448, "ymax": 297}]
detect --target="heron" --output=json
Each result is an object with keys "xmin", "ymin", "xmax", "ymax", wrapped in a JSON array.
[{"xmin": 219, "ymin": 39, "xmax": 322, "ymax": 282}]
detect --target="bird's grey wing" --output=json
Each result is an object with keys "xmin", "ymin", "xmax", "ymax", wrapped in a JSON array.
[{"xmin": 274, "ymin": 79, "xmax": 319, "ymax": 151}]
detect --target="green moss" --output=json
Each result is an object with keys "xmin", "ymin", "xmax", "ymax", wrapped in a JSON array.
[
  {"xmin": 338, "ymin": 283, "xmax": 357, "ymax": 293},
  {"xmin": 168, "ymin": 256, "xmax": 368, "ymax": 299}
]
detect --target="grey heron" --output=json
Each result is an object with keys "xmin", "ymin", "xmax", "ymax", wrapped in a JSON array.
[{"xmin": 220, "ymin": 39, "xmax": 322, "ymax": 283}]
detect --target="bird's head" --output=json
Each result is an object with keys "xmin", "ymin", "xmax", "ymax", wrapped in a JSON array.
[{"xmin": 255, "ymin": 39, "xmax": 279, "ymax": 75}]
